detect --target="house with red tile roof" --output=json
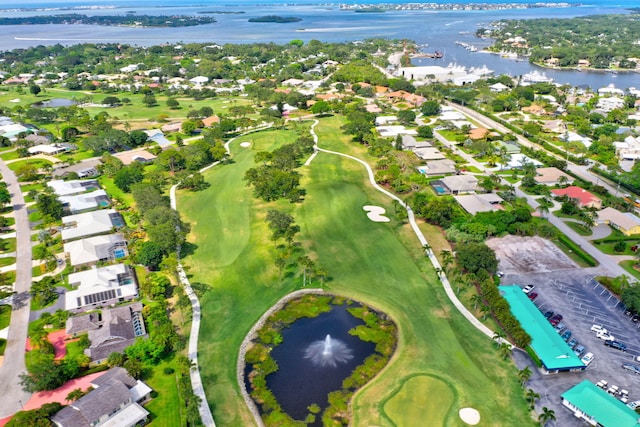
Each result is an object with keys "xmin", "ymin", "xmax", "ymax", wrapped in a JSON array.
[{"xmin": 552, "ymin": 186, "xmax": 602, "ymax": 209}]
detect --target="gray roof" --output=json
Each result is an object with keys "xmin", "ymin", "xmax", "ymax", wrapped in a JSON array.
[
  {"xmin": 91, "ymin": 366, "xmax": 137, "ymax": 389},
  {"xmin": 66, "ymin": 312, "xmax": 101, "ymax": 335},
  {"xmin": 441, "ymin": 175, "xmax": 478, "ymax": 192},
  {"xmin": 84, "ymin": 303, "xmax": 146, "ymax": 361},
  {"xmin": 52, "ymin": 380, "xmax": 130, "ymax": 427}
]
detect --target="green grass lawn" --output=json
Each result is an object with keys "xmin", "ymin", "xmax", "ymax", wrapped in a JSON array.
[
  {"xmin": 0, "ymin": 305, "xmax": 11, "ymax": 330},
  {"xmin": 0, "ymin": 150, "xmax": 20, "ymax": 161},
  {"xmin": 0, "ymin": 237, "xmax": 16, "ymax": 253},
  {"xmin": 7, "ymin": 158, "xmax": 53, "ymax": 172},
  {"xmin": 178, "ymin": 117, "xmax": 533, "ymax": 426},
  {"xmin": 565, "ymin": 221, "xmax": 593, "ymax": 237},
  {"xmin": 145, "ymin": 360, "xmax": 185, "ymax": 427},
  {"xmin": 620, "ymin": 260, "xmax": 640, "ymax": 281},
  {"xmin": 0, "ymin": 257, "xmax": 15, "ymax": 267}
]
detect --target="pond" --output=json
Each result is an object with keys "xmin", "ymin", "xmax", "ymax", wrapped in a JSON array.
[
  {"xmin": 32, "ymin": 98, "xmax": 76, "ymax": 108},
  {"xmin": 261, "ymin": 304, "xmax": 376, "ymax": 424}
]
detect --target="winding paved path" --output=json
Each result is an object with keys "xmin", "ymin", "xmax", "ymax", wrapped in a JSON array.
[
  {"xmin": 168, "ymin": 124, "xmax": 274, "ymax": 427},
  {"xmin": 306, "ymin": 119, "xmax": 503, "ymax": 344},
  {"xmin": 0, "ymin": 159, "xmax": 33, "ymax": 417}
]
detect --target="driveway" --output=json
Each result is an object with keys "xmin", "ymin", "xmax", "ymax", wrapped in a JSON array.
[{"xmin": 0, "ymin": 159, "xmax": 33, "ymax": 417}]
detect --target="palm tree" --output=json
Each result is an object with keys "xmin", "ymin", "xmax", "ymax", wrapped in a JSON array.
[
  {"xmin": 499, "ymin": 342, "xmax": 512, "ymax": 360},
  {"xmin": 537, "ymin": 197, "xmax": 553, "ymax": 219},
  {"xmin": 525, "ymin": 388, "xmax": 540, "ymax": 410},
  {"xmin": 518, "ymin": 366, "xmax": 532, "ymax": 387},
  {"xmin": 480, "ymin": 304, "xmax": 491, "ymax": 320},
  {"xmin": 470, "ymin": 294, "xmax": 483, "ymax": 311},
  {"xmin": 298, "ymin": 256, "xmax": 315, "ymax": 287},
  {"xmin": 579, "ymin": 210, "xmax": 597, "ymax": 231},
  {"xmin": 440, "ymin": 250, "xmax": 454, "ymax": 273},
  {"xmin": 492, "ymin": 331, "xmax": 505, "ymax": 348},
  {"xmin": 423, "ymin": 243, "xmax": 432, "ymax": 255},
  {"xmin": 538, "ymin": 407, "xmax": 556, "ymax": 426}
]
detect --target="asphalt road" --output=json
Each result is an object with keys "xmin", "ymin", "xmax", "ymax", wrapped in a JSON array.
[{"xmin": 0, "ymin": 159, "xmax": 33, "ymax": 417}]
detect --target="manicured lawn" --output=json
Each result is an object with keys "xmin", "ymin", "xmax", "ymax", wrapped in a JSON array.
[
  {"xmin": 178, "ymin": 117, "xmax": 533, "ymax": 426},
  {"xmin": 145, "ymin": 360, "xmax": 184, "ymax": 427},
  {"xmin": 98, "ymin": 175, "xmax": 134, "ymax": 208},
  {"xmin": 620, "ymin": 260, "xmax": 640, "ymax": 280},
  {"xmin": 382, "ymin": 374, "xmax": 454, "ymax": 426},
  {"xmin": 7, "ymin": 158, "xmax": 52, "ymax": 172},
  {"xmin": 0, "ymin": 257, "xmax": 15, "ymax": 267},
  {"xmin": 0, "ymin": 150, "xmax": 20, "ymax": 161},
  {"xmin": 0, "ymin": 305, "xmax": 11, "ymax": 330},
  {"xmin": 593, "ymin": 240, "xmax": 639, "ymax": 256},
  {"xmin": 0, "ymin": 237, "xmax": 16, "ymax": 253},
  {"xmin": 565, "ymin": 221, "xmax": 592, "ymax": 237}
]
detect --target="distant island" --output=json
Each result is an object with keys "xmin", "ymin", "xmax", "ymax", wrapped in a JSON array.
[
  {"xmin": 354, "ymin": 8, "xmax": 386, "ymax": 13},
  {"xmin": 0, "ymin": 14, "xmax": 216, "ymax": 27},
  {"xmin": 198, "ymin": 11, "xmax": 245, "ymax": 15},
  {"xmin": 248, "ymin": 15, "xmax": 302, "ymax": 23}
]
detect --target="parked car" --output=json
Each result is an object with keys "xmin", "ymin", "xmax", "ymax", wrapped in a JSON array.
[
  {"xmin": 497, "ymin": 271, "xmax": 504, "ymax": 278},
  {"xmin": 622, "ymin": 363, "xmax": 640, "ymax": 374},
  {"xmin": 597, "ymin": 331, "xmax": 615, "ymax": 341},
  {"xmin": 574, "ymin": 345, "xmax": 586, "ymax": 357},
  {"xmin": 627, "ymin": 400, "xmax": 640, "ymax": 410},
  {"xmin": 591, "ymin": 324, "xmax": 608, "ymax": 334},
  {"xmin": 561, "ymin": 330, "xmax": 572, "ymax": 341},
  {"xmin": 567, "ymin": 338, "xmax": 578, "ymax": 349},
  {"xmin": 633, "ymin": 314, "xmax": 640, "ymax": 323},
  {"xmin": 605, "ymin": 340, "xmax": 627, "ymax": 352},
  {"xmin": 527, "ymin": 291, "xmax": 538, "ymax": 301},
  {"xmin": 595, "ymin": 378, "xmax": 607, "ymax": 388},
  {"xmin": 554, "ymin": 322, "xmax": 566, "ymax": 332},
  {"xmin": 544, "ymin": 311, "xmax": 554, "ymax": 319},
  {"xmin": 608, "ymin": 385, "xmax": 620, "ymax": 395},
  {"xmin": 550, "ymin": 314, "xmax": 563, "ymax": 326},
  {"xmin": 523, "ymin": 284, "xmax": 535, "ymax": 294},
  {"xmin": 625, "ymin": 309, "xmax": 633, "ymax": 317}
]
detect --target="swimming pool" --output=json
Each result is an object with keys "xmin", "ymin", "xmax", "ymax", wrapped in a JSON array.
[
  {"xmin": 432, "ymin": 184, "xmax": 447, "ymax": 195},
  {"xmin": 114, "ymin": 249, "xmax": 126, "ymax": 259}
]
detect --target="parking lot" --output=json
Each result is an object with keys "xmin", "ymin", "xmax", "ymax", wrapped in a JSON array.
[{"xmin": 494, "ymin": 237, "xmax": 640, "ymax": 426}]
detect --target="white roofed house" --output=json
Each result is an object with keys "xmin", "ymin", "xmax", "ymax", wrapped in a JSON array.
[
  {"xmin": 60, "ymin": 190, "xmax": 111, "ymax": 214},
  {"xmin": 596, "ymin": 96, "xmax": 625, "ymax": 112},
  {"xmin": 64, "ymin": 233, "xmax": 128, "ymax": 267},
  {"xmin": 61, "ymin": 209, "xmax": 125, "ymax": 242},
  {"xmin": 65, "ymin": 263, "xmax": 138, "ymax": 313},
  {"xmin": 48, "ymin": 179, "xmax": 101, "ymax": 197},
  {"xmin": 189, "ymin": 76, "xmax": 209, "ymax": 85},
  {"xmin": 489, "ymin": 82, "xmax": 509, "ymax": 92}
]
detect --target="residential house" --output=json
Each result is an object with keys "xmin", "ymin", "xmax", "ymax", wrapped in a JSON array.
[
  {"xmin": 616, "ymin": 136, "xmax": 640, "ymax": 161},
  {"xmin": 413, "ymin": 147, "xmax": 446, "ymax": 160},
  {"xmin": 375, "ymin": 116, "xmax": 397, "ymax": 126},
  {"xmin": 189, "ymin": 76, "xmax": 209, "ymax": 85},
  {"xmin": 494, "ymin": 140, "xmax": 521, "ymax": 154},
  {"xmin": 534, "ymin": 167, "xmax": 574, "ymax": 186},
  {"xmin": 552, "ymin": 186, "xmax": 602, "ymax": 209},
  {"xmin": 598, "ymin": 207, "xmax": 640, "ymax": 236},
  {"xmin": 489, "ymin": 82, "xmax": 509, "ymax": 92},
  {"xmin": 60, "ymin": 190, "xmax": 110, "ymax": 214},
  {"xmin": 113, "ymin": 149, "xmax": 156, "ymax": 166},
  {"xmin": 468, "ymin": 127, "xmax": 488, "ymax": 140},
  {"xmin": 440, "ymin": 175, "xmax": 478, "ymax": 194},
  {"xmin": 454, "ymin": 193, "xmax": 504, "ymax": 215},
  {"xmin": 65, "ymin": 263, "xmax": 138, "ymax": 313},
  {"xmin": 401, "ymin": 135, "xmax": 431, "ymax": 150},
  {"xmin": 201, "ymin": 115, "xmax": 220, "ymax": 127},
  {"xmin": 597, "ymin": 96, "xmax": 625, "ymax": 112},
  {"xmin": 541, "ymin": 120, "xmax": 567, "ymax": 134},
  {"xmin": 52, "ymin": 159, "xmax": 101, "ymax": 179},
  {"xmin": 61, "ymin": 209, "xmax": 124, "ymax": 242},
  {"xmin": 144, "ymin": 129, "xmax": 173, "ymax": 148},
  {"xmin": 376, "ymin": 125, "xmax": 417, "ymax": 138},
  {"xmin": 160, "ymin": 122, "xmax": 182, "ymax": 133},
  {"xmin": 66, "ymin": 303, "xmax": 147, "ymax": 363},
  {"xmin": 598, "ymin": 84, "xmax": 624, "ymax": 97},
  {"xmin": 48, "ymin": 179, "xmax": 100, "ymax": 197},
  {"xmin": 417, "ymin": 159, "xmax": 456, "ymax": 176},
  {"xmin": 52, "ymin": 367, "xmax": 152, "ymax": 427},
  {"xmin": 560, "ymin": 131, "xmax": 592, "ymax": 149},
  {"xmin": 27, "ymin": 144, "xmax": 69, "ymax": 155},
  {"xmin": 561, "ymin": 380, "xmax": 640, "ymax": 427},
  {"xmin": 505, "ymin": 153, "xmax": 542, "ymax": 169},
  {"xmin": 64, "ymin": 233, "xmax": 128, "ymax": 267}
]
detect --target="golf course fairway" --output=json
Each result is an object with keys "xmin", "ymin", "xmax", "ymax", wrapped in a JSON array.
[{"xmin": 177, "ymin": 116, "xmax": 534, "ymax": 426}]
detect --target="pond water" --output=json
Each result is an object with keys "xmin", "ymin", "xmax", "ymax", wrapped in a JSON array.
[
  {"xmin": 32, "ymin": 98, "xmax": 76, "ymax": 108},
  {"xmin": 260, "ymin": 304, "xmax": 376, "ymax": 424}
]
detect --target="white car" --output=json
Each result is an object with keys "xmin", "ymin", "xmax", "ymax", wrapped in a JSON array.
[
  {"xmin": 581, "ymin": 352, "xmax": 594, "ymax": 366},
  {"xmin": 591, "ymin": 324, "xmax": 608, "ymax": 334},
  {"xmin": 597, "ymin": 331, "xmax": 615, "ymax": 341},
  {"xmin": 522, "ymin": 285, "xmax": 535, "ymax": 294}
]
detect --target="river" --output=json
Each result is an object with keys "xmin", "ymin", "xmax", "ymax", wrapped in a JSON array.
[{"xmin": 0, "ymin": 1, "xmax": 638, "ymax": 88}]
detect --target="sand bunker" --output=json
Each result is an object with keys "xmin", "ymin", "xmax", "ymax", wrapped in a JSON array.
[
  {"xmin": 240, "ymin": 142, "xmax": 251, "ymax": 147},
  {"xmin": 459, "ymin": 408, "xmax": 480, "ymax": 425},
  {"xmin": 363, "ymin": 205, "xmax": 390, "ymax": 222}
]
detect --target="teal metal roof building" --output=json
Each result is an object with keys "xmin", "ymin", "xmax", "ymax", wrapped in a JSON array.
[
  {"xmin": 562, "ymin": 380, "xmax": 640, "ymax": 427},
  {"xmin": 499, "ymin": 285, "xmax": 585, "ymax": 372}
]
